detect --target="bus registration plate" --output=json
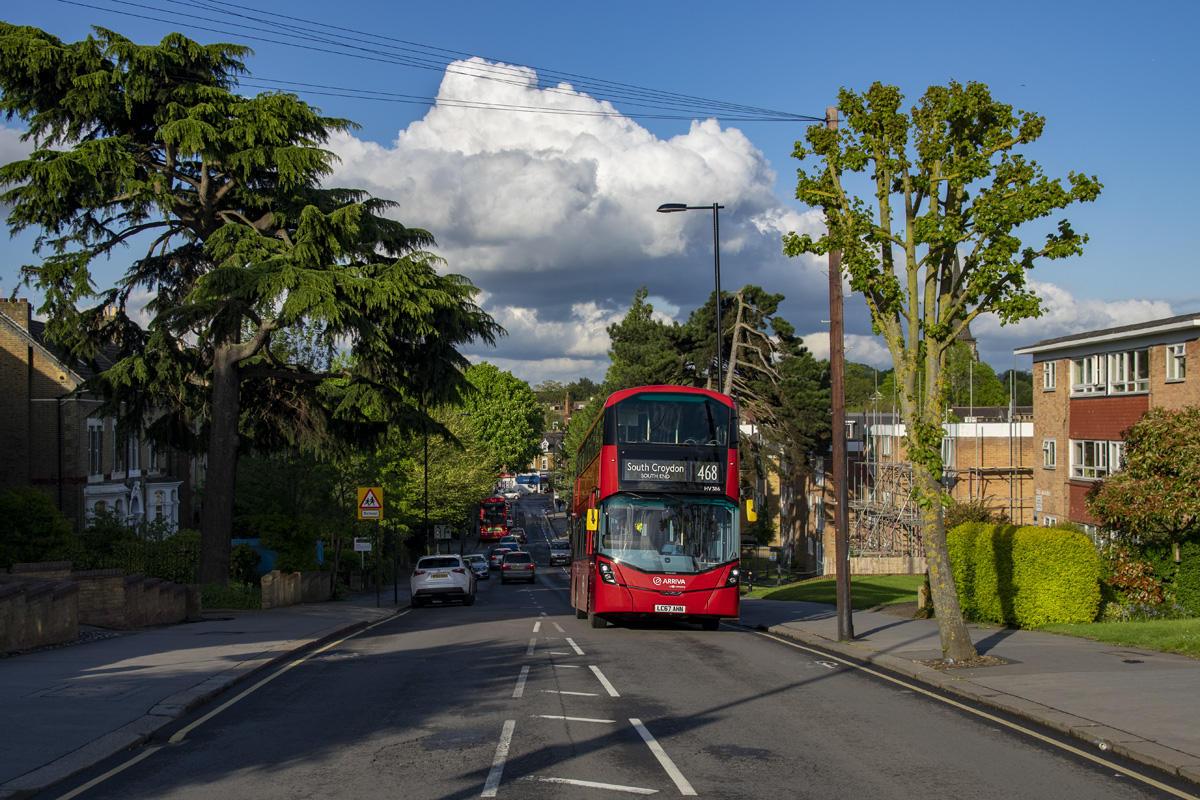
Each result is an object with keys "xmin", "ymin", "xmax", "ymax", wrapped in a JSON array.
[{"xmin": 655, "ymin": 604, "xmax": 686, "ymax": 613}]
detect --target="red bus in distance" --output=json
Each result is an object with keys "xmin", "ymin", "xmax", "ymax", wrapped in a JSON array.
[
  {"xmin": 479, "ymin": 496, "xmax": 510, "ymax": 543},
  {"xmin": 570, "ymin": 386, "xmax": 745, "ymax": 631}
]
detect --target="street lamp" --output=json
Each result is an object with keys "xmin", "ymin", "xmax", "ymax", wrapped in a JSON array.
[{"xmin": 657, "ymin": 202, "xmax": 725, "ymax": 393}]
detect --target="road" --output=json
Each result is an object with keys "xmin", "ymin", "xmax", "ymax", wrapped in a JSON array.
[{"xmin": 49, "ymin": 493, "xmax": 1188, "ymax": 799}]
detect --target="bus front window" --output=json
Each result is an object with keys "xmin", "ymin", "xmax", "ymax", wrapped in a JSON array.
[{"xmin": 598, "ymin": 496, "xmax": 738, "ymax": 574}]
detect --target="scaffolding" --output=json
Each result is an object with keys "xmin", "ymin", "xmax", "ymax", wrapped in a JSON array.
[{"xmin": 846, "ymin": 407, "xmax": 1034, "ymax": 559}]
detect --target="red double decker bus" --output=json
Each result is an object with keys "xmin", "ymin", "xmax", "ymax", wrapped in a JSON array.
[
  {"xmin": 570, "ymin": 386, "xmax": 748, "ymax": 631},
  {"xmin": 479, "ymin": 496, "xmax": 510, "ymax": 542}
]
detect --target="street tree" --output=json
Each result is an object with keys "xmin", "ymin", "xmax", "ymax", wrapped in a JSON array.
[
  {"xmin": 785, "ymin": 81, "xmax": 1101, "ymax": 661},
  {"xmin": 462, "ymin": 363, "xmax": 544, "ymax": 474},
  {"xmin": 605, "ymin": 286, "xmax": 691, "ymax": 389},
  {"xmin": 0, "ymin": 25, "xmax": 499, "ymax": 585},
  {"xmin": 1087, "ymin": 406, "xmax": 1200, "ymax": 555}
]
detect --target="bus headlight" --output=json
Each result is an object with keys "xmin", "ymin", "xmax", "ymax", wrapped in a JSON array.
[
  {"xmin": 598, "ymin": 561, "xmax": 618, "ymax": 585},
  {"xmin": 725, "ymin": 567, "xmax": 740, "ymax": 587}
]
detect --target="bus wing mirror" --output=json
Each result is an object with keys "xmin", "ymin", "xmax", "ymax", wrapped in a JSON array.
[
  {"xmin": 586, "ymin": 509, "xmax": 599, "ymax": 531},
  {"xmin": 746, "ymin": 498, "xmax": 757, "ymax": 523}
]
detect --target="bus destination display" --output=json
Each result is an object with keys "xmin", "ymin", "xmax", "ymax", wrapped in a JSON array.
[{"xmin": 620, "ymin": 458, "xmax": 722, "ymax": 490}]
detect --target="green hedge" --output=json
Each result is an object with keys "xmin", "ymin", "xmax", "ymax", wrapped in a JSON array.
[
  {"xmin": 1142, "ymin": 539, "xmax": 1200, "ymax": 614},
  {"xmin": 948, "ymin": 522, "xmax": 1101, "ymax": 627}
]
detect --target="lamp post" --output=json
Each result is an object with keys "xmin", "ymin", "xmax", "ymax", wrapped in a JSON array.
[{"xmin": 657, "ymin": 202, "xmax": 724, "ymax": 393}]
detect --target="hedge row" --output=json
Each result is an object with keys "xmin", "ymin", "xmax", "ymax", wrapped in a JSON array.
[{"xmin": 947, "ymin": 523, "xmax": 1102, "ymax": 627}]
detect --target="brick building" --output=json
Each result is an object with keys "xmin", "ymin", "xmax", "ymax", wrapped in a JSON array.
[
  {"xmin": 1015, "ymin": 312, "xmax": 1200, "ymax": 533},
  {"xmin": 0, "ymin": 298, "xmax": 199, "ymax": 532}
]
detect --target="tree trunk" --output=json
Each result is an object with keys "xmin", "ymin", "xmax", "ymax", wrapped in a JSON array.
[
  {"xmin": 914, "ymin": 463, "xmax": 978, "ymax": 662},
  {"xmin": 198, "ymin": 343, "xmax": 242, "ymax": 586}
]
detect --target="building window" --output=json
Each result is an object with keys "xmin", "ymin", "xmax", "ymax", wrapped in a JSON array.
[
  {"xmin": 1042, "ymin": 438, "xmax": 1056, "ymax": 469},
  {"xmin": 1071, "ymin": 355, "xmax": 1106, "ymax": 395},
  {"xmin": 113, "ymin": 435, "xmax": 126, "ymax": 473},
  {"xmin": 148, "ymin": 442, "xmax": 159, "ymax": 471},
  {"xmin": 1167, "ymin": 343, "xmax": 1186, "ymax": 382},
  {"xmin": 879, "ymin": 435, "xmax": 892, "ymax": 458},
  {"xmin": 810, "ymin": 493, "xmax": 824, "ymax": 532},
  {"xmin": 1042, "ymin": 361, "xmax": 1056, "ymax": 391},
  {"xmin": 1071, "ymin": 439, "xmax": 1124, "ymax": 480},
  {"xmin": 845, "ymin": 420, "xmax": 856, "ymax": 439},
  {"xmin": 1108, "ymin": 349, "xmax": 1149, "ymax": 394},
  {"xmin": 1041, "ymin": 515, "xmax": 1057, "ymax": 527},
  {"xmin": 541, "ymin": 458, "xmax": 548, "ymax": 470},
  {"xmin": 813, "ymin": 456, "xmax": 825, "ymax": 487},
  {"xmin": 88, "ymin": 422, "xmax": 104, "ymax": 476},
  {"xmin": 941, "ymin": 437, "xmax": 955, "ymax": 469},
  {"xmin": 127, "ymin": 436, "xmax": 141, "ymax": 472}
]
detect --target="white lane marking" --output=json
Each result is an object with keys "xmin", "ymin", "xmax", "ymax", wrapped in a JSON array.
[
  {"xmin": 552, "ymin": 664, "xmax": 582, "ymax": 669},
  {"xmin": 513, "ymin": 666, "xmax": 530, "ymax": 698},
  {"xmin": 533, "ymin": 620, "xmax": 542, "ymax": 633},
  {"xmin": 522, "ymin": 776, "xmax": 658, "ymax": 795},
  {"xmin": 745, "ymin": 626, "xmax": 1200, "ymax": 800},
  {"xmin": 534, "ymin": 715, "xmax": 615, "ymax": 723},
  {"xmin": 552, "ymin": 622, "xmax": 564, "ymax": 633},
  {"xmin": 541, "ymin": 690, "xmax": 599, "ymax": 697},
  {"xmin": 590, "ymin": 665, "xmax": 621, "ymax": 697},
  {"xmin": 527, "ymin": 638, "xmax": 537, "ymax": 656},
  {"xmin": 565, "ymin": 637, "xmax": 585, "ymax": 655},
  {"xmin": 815, "ymin": 661, "xmax": 839, "ymax": 669},
  {"xmin": 630, "ymin": 718, "xmax": 697, "ymax": 796},
  {"xmin": 482, "ymin": 719, "xmax": 516, "ymax": 798},
  {"xmin": 550, "ymin": 651, "xmax": 570, "ymax": 655}
]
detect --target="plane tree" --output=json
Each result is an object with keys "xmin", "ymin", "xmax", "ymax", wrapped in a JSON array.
[
  {"xmin": 785, "ymin": 81, "xmax": 1101, "ymax": 661},
  {"xmin": 0, "ymin": 25, "xmax": 499, "ymax": 585}
]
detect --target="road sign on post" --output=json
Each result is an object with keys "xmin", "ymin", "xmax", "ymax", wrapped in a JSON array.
[{"xmin": 357, "ymin": 487, "xmax": 383, "ymax": 520}]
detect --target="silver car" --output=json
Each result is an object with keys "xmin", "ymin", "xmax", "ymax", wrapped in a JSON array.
[
  {"xmin": 410, "ymin": 555, "xmax": 476, "ymax": 607},
  {"xmin": 464, "ymin": 553, "xmax": 490, "ymax": 580}
]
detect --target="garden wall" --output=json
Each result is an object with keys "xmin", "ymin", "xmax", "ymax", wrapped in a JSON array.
[{"xmin": 260, "ymin": 570, "xmax": 332, "ymax": 609}]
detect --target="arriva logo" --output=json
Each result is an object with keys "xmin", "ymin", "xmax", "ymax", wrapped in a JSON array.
[{"xmin": 652, "ymin": 577, "xmax": 687, "ymax": 586}]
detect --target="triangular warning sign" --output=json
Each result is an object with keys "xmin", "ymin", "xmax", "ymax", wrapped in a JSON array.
[{"xmin": 359, "ymin": 489, "xmax": 381, "ymax": 509}]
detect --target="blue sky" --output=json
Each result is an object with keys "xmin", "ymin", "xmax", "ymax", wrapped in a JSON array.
[{"xmin": 2, "ymin": 0, "xmax": 1197, "ymax": 386}]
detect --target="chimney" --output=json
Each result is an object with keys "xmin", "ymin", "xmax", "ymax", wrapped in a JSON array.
[{"xmin": 0, "ymin": 297, "xmax": 31, "ymax": 331}]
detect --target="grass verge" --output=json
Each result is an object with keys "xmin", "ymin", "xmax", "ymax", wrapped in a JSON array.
[
  {"xmin": 1041, "ymin": 618, "xmax": 1200, "ymax": 659},
  {"xmin": 745, "ymin": 574, "xmax": 924, "ymax": 608}
]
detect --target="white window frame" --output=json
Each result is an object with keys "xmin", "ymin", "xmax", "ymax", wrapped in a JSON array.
[
  {"xmin": 1167, "ymin": 343, "xmax": 1186, "ymax": 382},
  {"xmin": 813, "ymin": 456, "xmax": 825, "ymax": 487},
  {"xmin": 1041, "ymin": 515, "xmax": 1058, "ymax": 527},
  {"xmin": 1042, "ymin": 438, "xmax": 1056, "ymax": 469},
  {"xmin": 1071, "ymin": 439, "xmax": 1124, "ymax": 480},
  {"xmin": 1071, "ymin": 355, "xmax": 1106, "ymax": 395},
  {"xmin": 941, "ymin": 437, "xmax": 955, "ymax": 469},
  {"xmin": 810, "ymin": 492, "xmax": 825, "ymax": 533},
  {"xmin": 1108, "ymin": 349, "xmax": 1149, "ymax": 394},
  {"xmin": 127, "ymin": 435, "xmax": 141, "ymax": 474},
  {"xmin": 1042, "ymin": 361, "xmax": 1056, "ymax": 391},
  {"xmin": 879, "ymin": 435, "xmax": 892, "ymax": 458},
  {"xmin": 112, "ymin": 434, "xmax": 126, "ymax": 474}
]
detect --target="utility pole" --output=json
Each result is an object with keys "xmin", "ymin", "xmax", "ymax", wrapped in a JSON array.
[{"xmin": 827, "ymin": 105, "xmax": 854, "ymax": 642}]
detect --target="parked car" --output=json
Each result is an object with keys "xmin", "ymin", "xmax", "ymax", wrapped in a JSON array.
[
  {"xmin": 410, "ymin": 555, "xmax": 476, "ymax": 607},
  {"xmin": 500, "ymin": 550, "xmax": 536, "ymax": 584},
  {"xmin": 488, "ymin": 546, "xmax": 514, "ymax": 568},
  {"xmin": 548, "ymin": 539, "xmax": 571, "ymax": 566},
  {"xmin": 464, "ymin": 553, "xmax": 490, "ymax": 580}
]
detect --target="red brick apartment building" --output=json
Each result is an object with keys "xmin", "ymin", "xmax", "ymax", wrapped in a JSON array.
[
  {"xmin": 1015, "ymin": 312, "xmax": 1200, "ymax": 533},
  {"xmin": 0, "ymin": 298, "xmax": 199, "ymax": 531}
]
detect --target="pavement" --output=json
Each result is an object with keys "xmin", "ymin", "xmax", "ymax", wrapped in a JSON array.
[{"xmin": 3, "ymin": 558, "xmax": 1200, "ymax": 797}]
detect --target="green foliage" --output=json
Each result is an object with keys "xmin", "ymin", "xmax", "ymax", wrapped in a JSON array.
[
  {"xmin": 943, "ymin": 342, "xmax": 1008, "ymax": 407},
  {"xmin": 944, "ymin": 500, "xmax": 1010, "ymax": 530},
  {"xmin": 605, "ymin": 286, "xmax": 691, "ymax": 389},
  {"xmin": 1000, "ymin": 369, "xmax": 1034, "ymax": 406},
  {"xmin": 70, "ymin": 517, "xmax": 201, "ymax": 584},
  {"xmin": 463, "ymin": 363, "xmax": 543, "ymax": 473},
  {"xmin": 968, "ymin": 524, "xmax": 1101, "ymax": 627},
  {"xmin": 946, "ymin": 522, "xmax": 989, "ymax": 619},
  {"xmin": 1141, "ymin": 539, "xmax": 1200, "ymax": 615},
  {"xmin": 0, "ymin": 487, "xmax": 73, "ymax": 568},
  {"xmin": 1087, "ymin": 406, "xmax": 1200, "ymax": 546},
  {"xmin": 201, "ymin": 582, "xmax": 261, "ymax": 609},
  {"xmin": 230, "ymin": 542, "xmax": 262, "ymax": 585}
]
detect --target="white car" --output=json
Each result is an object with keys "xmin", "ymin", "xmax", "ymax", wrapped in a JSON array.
[{"xmin": 410, "ymin": 555, "xmax": 476, "ymax": 607}]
